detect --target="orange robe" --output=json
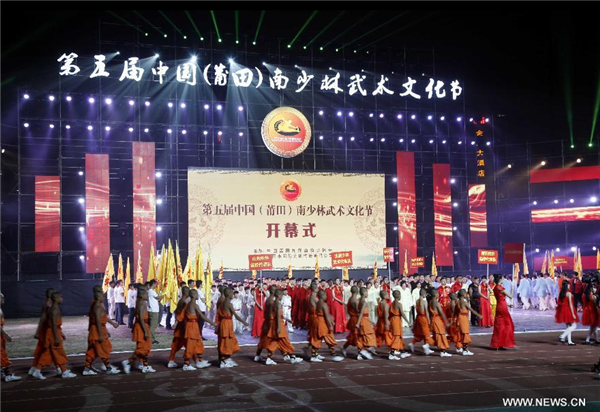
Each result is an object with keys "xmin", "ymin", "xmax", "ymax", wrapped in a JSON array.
[
  {"xmin": 132, "ymin": 311, "xmax": 151, "ymax": 358},
  {"xmin": 447, "ymin": 303, "xmax": 460, "ymax": 344},
  {"xmin": 217, "ymin": 305, "xmax": 240, "ymax": 357},
  {"xmin": 375, "ymin": 302, "xmax": 392, "ymax": 348},
  {"xmin": 169, "ymin": 306, "xmax": 187, "ymax": 362},
  {"xmin": 37, "ymin": 314, "xmax": 69, "ymax": 371},
  {"xmin": 258, "ymin": 307, "xmax": 295, "ymax": 355},
  {"xmin": 1, "ymin": 317, "xmax": 10, "ymax": 368},
  {"xmin": 32, "ymin": 303, "xmax": 51, "ymax": 367},
  {"xmin": 184, "ymin": 310, "xmax": 203, "ymax": 361},
  {"xmin": 85, "ymin": 311, "xmax": 112, "ymax": 365},
  {"xmin": 412, "ymin": 301, "xmax": 434, "ymax": 345},
  {"xmin": 345, "ymin": 304, "xmax": 359, "ymax": 347},
  {"xmin": 357, "ymin": 305, "xmax": 376, "ymax": 349},
  {"xmin": 388, "ymin": 303, "xmax": 405, "ymax": 351},
  {"xmin": 430, "ymin": 305, "xmax": 450, "ymax": 350},
  {"xmin": 455, "ymin": 306, "xmax": 472, "ymax": 348},
  {"xmin": 309, "ymin": 309, "xmax": 337, "ymax": 349}
]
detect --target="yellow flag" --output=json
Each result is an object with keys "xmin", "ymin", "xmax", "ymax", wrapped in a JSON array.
[
  {"xmin": 117, "ymin": 253, "xmax": 124, "ymax": 281},
  {"xmin": 541, "ymin": 250, "xmax": 548, "ymax": 274},
  {"xmin": 513, "ymin": 262, "xmax": 520, "ymax": 284},
  {"xmin": 175, "ymin": 241, "xmax": 183, "ymax": 284},
  {"xmin": 288, "ymin": 262, "xmax": 293, "ymax": 279},
  {"xmin": 342, "ymin": 266, "xmax": 349, "ymax": 281},
  {"xmin": 373, "ymin": 260, "xmax": 378, "ymax": 279},
  {"xmin": 314, "ymin": 256, "xmax": 320, "ymax": 279},
  {"xmin": 431, "ymin": 252, "xmax": 438, "ymax": 276},
  {"xmin": 170, "ymin": 246, "xmax": 179, "ymax": 313},
  {"xmin": 577, "ymin": 248, "xmax": 583, "ymax": 275},
  {"xmin": 596, "ymin": 249, "xmax": 600, "ymax": 270},
  {"xmin": 102, "ymin": 254, "xmax": 115, "ymax": 293},
  {"xmin": 549, "ymin": 250, "xmax": 555, "ymax": 279},
  {"xmin": 219, "ymin": 260, "xmax": 224, "ymax": 279},
  {"xmin": 522, "ymin": 244, "xmax": 529, "ymax": 275},
  {"xmin": 205, "ymin": 259, "xmax": 213, "ymax": 310},
  {"xmin": 251, "ymin": 269, "xmax": 257, "ymax": 280},
  {"xmin": 403, "ymin": 250, "xmax": 408, "ymax": 276},
  {"xmin": 156, "ymin": 244, "xmax": 166, "ymax": 291},
  {"xmin": 125, "ymin": 257, "xmax": 131, "ymax": 305},
  {"xmin": 145, "ymin": 244, "xmax": 155, "ymax": 283},
  {"xmin": 194, "ymin": 242, "xmax": 203, "ymax": 283},
  {"xmin": 182, "ymin": 255, "xmax": 191, "ymax": 284}
]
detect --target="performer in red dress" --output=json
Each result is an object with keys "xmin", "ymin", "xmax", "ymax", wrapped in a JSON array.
[
  {"xmin": 581, "ymin": 284, "xmax": 599, "ymax": 344},
  {"xmin": 479, "ymin": 278, "xmax": 493, "ymax": 327},
  {"xmin": 331, "ymin": 279, "xmax": 346, "ymax": 333},
  {"xmin": 251, "ymin": 282, "xmax": 266, "ymax": 338},
  {"xmin": 555, "ymin": 280, "xmax": 579, "ymax": 345},
  {"xmin": 437, "ymin": 278, "xmax": 451, "ymax": 317},
  {"xmin": 490, "ymin": 274, "xmax": 516, "ymax": 350}
]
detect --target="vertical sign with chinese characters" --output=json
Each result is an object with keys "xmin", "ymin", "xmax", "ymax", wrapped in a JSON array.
[{"xmin": 383, "ymin": 247, "xmax": 395, "ymax": 263}]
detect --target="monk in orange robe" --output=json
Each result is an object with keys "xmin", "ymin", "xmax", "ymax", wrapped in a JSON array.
[
  {"xmin": 28, "ymin": 288, "xmax": 54, "ymax": 376},
  {"xmin": 122, "ymin": 289, "xmax": 155, "ymax": 373},
  {"xmin": 183, "ymin": 289, "xmax": 217, "ymax": 370},
  {"xmin": 429, "ymin": 289, "xmax": 452, "ymax": 357},
  {"xmin": 389, "ymin": 290, "xmax": 411, "ymax": 359},
  {"xmin": 217, "ymin": 287, "xmax": 248, "ymax": 368},
  {"xmin": 1, "ymin": 293, "xmax": 22, "ymax": 382},
  {"xmin": 308, "ymin": 290, "xmax": 344, "ymax": 362},
  {"xmin": 303, "ymin": 281, "xmax": 319, "ymax": 357},
  {"xmin": 447, "ymin": 292, "xmax": 460, "ymax": 349},
  {"xmin": 255, "ymin": 289, "xmax": 303, "ymax": 365},
  {"xmin": 456, "ymin": 289, "xmax": 482, "ymax": 355},
  {"xmin": 168, "ymin": 286, "xmax": 190, "ymax": 368},
  {"xmin": 409, "ymin": 288, "xmax": 435, "ymax": 355},
  {"xmin": 375, "ymin": 290, "xmax": 392, "ymax": 355},
  {"xmin": 356, "ymin": 287, "xmax": 377, "ymax": 360},
  {"xmin": 83, "ymin": 289, "xmax": 120, "ymax": 375},
  {"xmin": 342, "ymin": 286, "xmax": 360, "ymax": 357},
  {"xmin": 33, "ymin": 292, "xmax": 76, "ymax": 379}
]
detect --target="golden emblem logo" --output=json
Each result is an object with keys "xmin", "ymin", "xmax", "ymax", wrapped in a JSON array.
[{"xmin": 261, "ymin": 106, "xmax": 312, "ymax": 158}]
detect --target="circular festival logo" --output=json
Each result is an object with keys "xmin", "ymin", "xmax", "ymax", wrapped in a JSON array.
[
  {"xmin": 261, "ymin": 106, "xmax": 312, "ymax": 158},
  {"xmin": 280, "ymin": 179, "xmax": 302, "ymax": 202}
]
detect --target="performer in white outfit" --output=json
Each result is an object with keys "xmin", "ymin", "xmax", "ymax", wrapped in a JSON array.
[
  {"xmin": 367, "ymin": 281, "xmax": 380, "ymax": 324},
  {"xmin": 517, "ymin": 276, "xmax": 531, "ymax": 309},
  {"xmin": 281, "ymin": 289, "xmax": 294, "ymax": 333},
  {"xmin": 231, "ymin": 291, "xmax": 244, "ymax": 334},
  {"xmin": 245, "ymin": 287, "xmax": 255, "ymax": 332},
  {"xmin": 107, "ymin": 281, "xmax": 116, "ymax": 320},
  {"xmin": 400, "ymin": 281, "xmax": 414, "ymax": 328}
]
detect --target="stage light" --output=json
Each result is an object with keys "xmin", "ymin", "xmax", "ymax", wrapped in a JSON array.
[
  {"xmin": 182, "ymin": 130, "xmax": 187, "ymax": 135},
  {"xmin": 23, "ymin": 93, "xmax": 30, "ymax": 99},
  {"xmin": 204, "ymin": 104, "xmax": 210, "ymax": 110},
  {"xmin": 540, "ymin": 160, "xmax": 546, "ymax": 166},
  {"xmin": 393, "ymin": 202, "xmax": 397, "ymax": 206},
  {"xmin": 24, "ymin": 122, "xmax": 29, "ymax": 128},
  {"xmin": 319, "ymin": 110, "xmax": 324, "ymax": 115},
  {"xmin": 88, "ymin": 97, "xmax": 95, "ymax": 103},
  {"xmin": 469, "ymin": 118, "xmax": 474, "ymax": 122},
  {"xmin": 49, "ymin": 124, "xmax": 55, "ymax": 129},
  {"xmin": 556, "ymin": 247, "xmax": 560, "ymax": 252},
  {"xmin": 145, "ymin": 101, "xmax": 151, "ymax": 107},
  {"xmin": 144, "ymin": 128, "xmax": 149, "ymax": 133},
  {"xmin": 319, "ymin": 135, "xmax": 324, "ymax": 140},
  {"xmin": 238, "ymin": 106, "xmax": 243, "ymax": 111},
  {"xmin": 217, "ymin": 131, "xmax": 222, "ymax": 136},
  {"xmin": 78, "ymin": 171, "xmax": 84, "ymax": 176},
  {"xmin": 87, "ymin": 125, "xmax": 93, "ymax": 131},
  {"xmin": 427, "ymin": 115, "xmax": 433, "ymax": 120},
  {"xmin": 79, "ymin": 226, "xmax": 85, "ymax": 233},
  {"xmin": 440, "ymin": 116, "xmax": 445, "ymax": 121},
  {"xmin": 229, "ymin": 58, "xmax": 234, "ymax": 64},
  {"xmin": 553, "ymin": 199, "xmax": 558, "ymax": 204},
  {"xmin": 569, "ymin": 198, "xmax": 574, "ymax": 203},
  {"xmin": 429, "ymin": 140, "xmax": 434, "ymax": 144},
  {"xmin": 329, "ymin": 67, "xmax": 333, "ymax": 70},
  {"xmin": 591, "ymin": 196, "xmax": 598, "ymax": 202},
  {"xmin": 442, "ymin": 140, "xmax": 446, "ymax": 144},
  {"xmin": 453, "ymin": 202, "xmax": 458, "ymax": 207},
  {"xmin": 167, "ymin": 129, "xmax": 172, "ymax": 134},
  {"xmin": 394, "ymin": 227, "xmax": 398, "ymax": 231},
  {"xmin": 48, "ymin": 95, "xmax": 55, "ymax": 101},
  {"xmin": 400, "ymin": 139, "xmax": 404, "ymax": 143},
  {"xmin": 369, "ymin": 113, "xmax": 374, "ymax": 118},
  {"xmin": 392, "ymin": 177, "xmax": 397, "ymax": 183},
  {"xmin": 164, "ymin": 34, "xmax": 168, "ymax": 38},
  {"xmin": 80, "ymin": 255, "xmax": 85, "ymax": 260},
  {"xmin": 287, "ymin": 45, "xmax": 291, "ymax": 48},
  {"xmin": 397, "ymin": 114, "xmax": 403, "ymax": 119},
  {"xmin": 146, "ymin": 33, "xmax": 149, "ymax": 36},
  {"xmin": 216, "ymin": 104, "xmax": 223, "ymax": 111},
  {"xmin": 105, "ymin": 98, "xmax": 112, "ymax": 105},
  {"xmin": 105, "ymin": 126, "xmax": 112, "ymax": 132},
  {"xmin": 155, "ymin": 172, "xmax": 162, "ymax": 178},
  {"xmin": 349, "ymin": 111, "xmax": 354, "ymax": 117},
  {"xmin": 453, "ymin": 226, "xmax": 457, "ymax": 231},
  {"xmin": 457, "ymin": 117, "xmax": 462, "ymax": 122},
  {"xmin": 350, "ymin": 137, "xmax": 355, "ymax": 141},
  {"xmin": 379, "ymin": 113, "xmax": 384, "ymax": 118},
  {"xmin": 370, "ymin": 138, "xmax": 374, "ymax": 142},
  {"xmin": 485, "ymin": 118, "xmax": 490, "ymax": 123},
  {"xmin": 411, "ymin": 139, "xmax": 416, "ymax": 143},
  {"xmin": 486, "ymin": 142, "xmax": 491, "ymax": 146},
  {"xmin": 571, "ymin": 144, "xmax": 575, "ymax": 149},
  {"xmin": 203, "ymin": 131, "xmax": 208, "ymax": 136},
  {"xmin": 191, "ymin": 56, "xmax": 197, "ymax": 63},
  {"xmin": 594, "ymin": 246, "xmax": 597, "ymax": 251},
  {"xmin": 180, "ymin": 103, "xmax": 186, "ymax": 108},
  {"xmin": 129, "ymin": 100, "xmax": 135, "ymax": 106},
  {"xmin": 157, "ymin": 226, "xmax": 162, "ymax": 232},
  {"xmin": 66, "ymin": 96, "xmax": 72, "ymax": 102},
  {"xmin": 454, "ymin": 251, "xmax": 458, "ymax": 255},
  {"xmin": 239, "ymin": 132, "xmax": 244, "ymax": 137},
  {"xmin": 128, "ymin": 127, "xmax": 134, "ymax": 132},
  {"xmin": 533, "ymin": 201, "xmax": 537, "ymax": 205},
  {"xmin": 450, "ymin": 178, "xmax": 456, "ymax": 184},
  {"xmin": 168, "ymin": 102, "xmax": 173, "ymax": 108},
  {"xmin": 411, "ymin": 114, "xmax": 416, "ymax": 120},
  {"xmin": 471, "ymin": 141, "xmax": 476, "ymax": 145},
  {"xmin": 338, "ymin": 136, "xmax": 343, "ymax": 141},
  {"xmin": 78, "ymin": 198, "xmax": 85, "ymax": 204},
  {"xmin": 535, "ymin": 248, "xmax": 540, "ymax": 252},
  {"xmin": 65, "ymin": 125, "xmax": 71, "ymax": 129},
  {"xmin": 262, "ymin": 62, "xmax": 266, "ymax": 66},
  {"xmin": 156, "ymin": 198, "xmax": 163, "ymax": 205},
  {"xmin": 508, "ymin": 164, "xmax": 512, "ymax": 168},
  {"xmin": 381, "ymin": 138, "xmax": 385, "ymax": 142},
  {"xmin": 337, "ymin": 111, "xmax": 342, "ymax": 117},
  {"xmin": 577, "ymin": 158, "xmax": 582, "ymax": 163},
  {"xmin": 458, "ymin": 141, "xmax": 462, "ymax": 145},
  {"xmin": 571, "ymin": 246, "xmax": 577, "ymax": 251},
  {"xmin": 590, "ymin": 143, "xmax": 594, "ymax": 147}
]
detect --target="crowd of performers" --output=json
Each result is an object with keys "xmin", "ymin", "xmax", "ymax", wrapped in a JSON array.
[{"xmin": 2, "ymin": 270, "xmax": 600, "ymax": 382}]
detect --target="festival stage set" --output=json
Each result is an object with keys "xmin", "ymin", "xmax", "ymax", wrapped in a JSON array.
[{"xmin": 2, "ymin": 16, "xmax": 600, "ymax": 320}]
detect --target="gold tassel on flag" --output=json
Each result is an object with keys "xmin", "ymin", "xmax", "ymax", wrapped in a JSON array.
[
  {"xmin": 403, "ymin": 250, "xmax": 408, "ymax": 276},
  {"xmin": 117, "ymin": 253, "xmax": 124, "ymax": 281},
  {"xmin": 102, "ymin": 254, "xmax": 115, "ymax": 293},
  {"xmin": 373, "ymin": 260, "xmax": 378, "ymax": 279},
  {"xmin": 314, "ymin": 256, "xmax": 320, "ymax": 279},
  {"xmin": 342, "ymin": 266, "xmax": 349, "ymax": 281},
  {"xmin": 431, "ymin": 252, "xmax": 438, "ymax": 276},
  {"xmin": 125, "ymin": 257, "xmax": 131, "ymax": 305},
  {"xmin": 251, "ymin": 269, "xmax": 257, "ymax": 280},
  {"xmin": 288, "ymin": 261, "xmax": 293, "ymax": 279}
]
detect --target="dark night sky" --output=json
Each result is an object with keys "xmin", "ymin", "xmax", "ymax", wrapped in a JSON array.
[{"xmin": 2, "ymin": 7, "xmax": 599, "ymax": 146}]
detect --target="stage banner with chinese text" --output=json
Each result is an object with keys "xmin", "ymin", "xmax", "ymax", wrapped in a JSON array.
[
  {"xmin": 189, "ymin": 169, "xmax": 385, "ymax": 270},
  {"xmin": 331, "ymin": 251, "xmax": 353, "ymax": 268},
  {"xmin": 383, "ymin": 247, "xmax": 394, "ymax": 263},
  {"xmin": 477, "ymin": 249, "xmax": 498, "ymax": 265},
  {"xmin": 410, "ymin": 257, "xmax": 425, "ymax": 268},
  {"xmin": 249, "ymin": 254, "xmax": 274, "ymax": 270}
]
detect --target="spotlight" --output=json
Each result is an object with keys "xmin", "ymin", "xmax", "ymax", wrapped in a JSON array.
[
  {"xmin": 556, "ymin": 247, "xmax": 560, "ymax": 252},
  {"xmin": 458, "ymin": 141, "xmax": 463, "ymax": 145},
  {"xmin": 24, "ymin": 122, "xmax": 29, "ymax": 128},
  {"xmin": 397, "ymin": 114, "xmax": 403, "ymax": 119},
  {"xmin": 381, "ymin": 138, "xmax": 385, "ymax": 142},
  {"xmin": 535, "ymin": 248, "xmax": 540, "ymax": 253},
  {"xmin": 471, "ymin": 141, "xmax": 476, "ymax": 145},
  {"xmin": 156, "ymin": 198, "xmax": 163, "ymax": 205},
  {"xmin": 319, "ymin": 110, "xmax": 324, "ymax": 115},
  {"xmin": 577, "ymin": 158, "xmax": 582, "ymax": 163},
  {"xmin": 450, "ymin": 178, "xmax": 456, "ymax": 184},
  {"xmin": 485, "ymin": 118, "xmax": 490, "ymax": 123},
  {"xmin": 392, "ymin": 177, "xmax": 397, "ymax": 182},
  {"xmin": 469, "ymin": 118, "xmax": 474, "ymax": 122},
  {"xmin": 228, "ymin": 58, "xmax": 234, "ymax": 64},
  {"xmin": 394, "ymin": 227, "xmax": 398, "ymax": 231},
  {"xmin": 167, "ymin": 129, "xmax": 172, "ymax": 134},
  {"xmin": 594, "ymin": 246, "xmax": 597, "ymax": 251},
  {"xmin": 79, "ymin": 226, "xmax": 85, "ymax": 232},
  {"xmin": 217, "ymin": 131, "xmax": 222, "ymax": 136},
  {"xmin": 66, "ymin": 96, "xmax": 72, "ymax": 102},
  {"xmin": 442, "ymin": 140, "xmax": 446, "ymax": 144},
  {"xmin": 253, "ymin": 41, "xmax": 256, "ymax": 45},
  {"xmin": 318, "ymin": 135, "xmax": 323, "ymax": 140},
  {"xmin": 78, "ymin": 171, "xmax": 84, "ymax": 176},
  {"xmin": 379, "ymin": 113, "xmax": 384, "ymax": 118},
  {"xmin": 155, "ymin": 172, "xmax": 162, "ymax": 178},
  {"xmin": 399, "ymin": 139, "xmax": 404, "ymax": 143},
  {"xmin": 129, "ymin": 100, "xmax": 135, "ymax": 106},
  {"xmin": 349, "ymin": 111, "xmax": 354, "ymax": 117},
  {"xmin": 454, "ymin": 251, "xmax": 458, "ymax": 255},
  {"xmin": 78, "ymin": 198, "xmax": 85, "ymax": 204},
  {"xmin": 157, "ymin": 226, "xmax": 162, "ymax": 232},
  {"xmin": 49, "ymin": 124, "xmax": 55, "ymax": 129},
  {"xmin": 80, "ymin": 255, "xmax": 85, "ymax": 260},
  {"xmin": 182, "ymin": 130, "xmax": 187, "ymax": 135},
  {"xmin": 429, "ymin": 140, "xmax": 434, "ymax": 144},
  {"xmin": 411, "ymin": 115, "xmax": 416, "ymax": 120},
  {"xmin": 553, "ymin": 199, "xmax": 558, "ymax": 204},
  {"xmin": 238, "ymin": 106, "xmax": 243, "ymax": 111},
  {"xmin": 453, "ymin": 226, "xmax": 457, "ymax": 231},
  {"xmin": 239, "ymin": 132, "xmax": 244, "ymax": 137},
  {"xmin": 190, "ymin": 56, "xmax": 197, "ymax": 63},
  {"xmin": 168, "ymin": 102, "xmax": 173, "ymax": 108},
  {"xmin": 440, "ymin": 116, "xmax": 445, "ymax": 121},
  {"xmin": 338, "ymin": 136, "xmax": 343, "ymax": 141},
  {"xmin": 453, "ymin": 202, "xmax": 458, "ymax": 207},
  {"xmin": 87, "ymin": 125, "xmax": 93, "ymax": 131},
  {"xmin": 569, "ymin": 198, "xmax": 574, "ymax": 203},
  {"xmin": 105, "ymin": 126, "xmax": 111, "ymax": 131},
  {"xmin": 508, "ymin": 164, "xmax": 512, "ymax": 168},
  {"xmin": 49, "ymin": 95, "xmax": 55, "ymax": 101},
  {"xmin": 533, "ymin": 201, "xmax": 537, "ymax": 205},
  {"xmin": 350, "ymin": 137, "xmax": 355, "ymax": 141},
  {"xmin": 427, "ymin": 115, "xmax": 433, "ymax": 120},
  {"xmin": 369, "ymin": 113, "xmax": 374, "ymax": 118},
  {"xmin": 180, "ymin": 103, "xmax": 186, "ymax": 108},
  {"xmin": 337, "ymin": 111, "xmax": 342, "ymax": 117},
  {"xmin": 204, "ymin": 104, "xmax": 210, "ymax": 110},
  {"xmin": 486, "ymin": 142, "xmax": 491, "ymax": 146},
  {"xmin": 393, "ymin": 202, "xmax": 397, "ymax": 206},
  {"xmin": 411, "ymin": 139, "xmax": 416, "ymax": 143},
  {"xmin": 203, "ymin": 131, "xmax": 208, "ymax": 136},
  {"xmin": 144, "ymin": 128, "xmax": 149, "ymax": 133},
  {"xmin": 128, "ymin": 127, "xmax": 134, "ymax": 132},
  {"xmin": 216, "ymin": 104, "xmax": 222, "ymax": 110},
  {"xmin": 23, "ymin": 93, "xmax": 30, "ymax": 99},
  {"xmin": 571, "ymin": 246, "xmax": 577, "ymax": 252},
  {"xmin": 591, "ymin": 196, "xmax": 598, "ymax": 202},
  {"xmin": 540, "ymin": 160, "xmax": 546, "ymax": 166},
  {"xmin": 456, "ymin": 117, "xmax": 462, "ymax": 121},
  {"xmin": 370, "ymin": 138, "xmax": 374, "ymax": 142},
  {"xmin": 65, "ymin": 125, "xmax": 71, "ymax": 129},
  {"xmin": 145, "ymin": 101, "xmax": 151, "ymax": 107},
  {"xmin": 88, "ymin": 97, "xmax": 95, "ymax": 103},
  {"xmin": 105, "ymin": 98, "xmax": 112, "ymax": 105}
]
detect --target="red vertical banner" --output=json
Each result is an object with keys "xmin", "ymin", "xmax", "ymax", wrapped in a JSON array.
[
  {"xmin": 85, "ymin": 154, "xmax": 110, "ymax": 273},
  {"xmin": 468, "ymin": 184, "xmax": 488, "ymax": 247},
  {"xmin": 35, "ymin": 176, "xmax": 61, "ymax": 252},
  {"xmin": 133, "ymin": 142, "xmax": 156, "ymax": 281},
  {"xmin": 433, "ymin": 164, "xmax": 453, "ymax": 266},
  {"xmin": 396, "ymin": 152, "xmax": 417, "ymax": 271}
]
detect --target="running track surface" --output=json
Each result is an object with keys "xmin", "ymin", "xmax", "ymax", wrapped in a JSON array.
[{"xmin": 2, "ymin": 332, "xmax": 599, "ymax": 412}]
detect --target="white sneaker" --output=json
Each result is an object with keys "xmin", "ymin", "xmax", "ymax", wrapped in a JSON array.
[
  {"xmin": 135, "ymin": 361, "xmax": 143, "ymax": 370},
  {"xmin": 359, "ymin": 349, "xmax": 373, "ymax": 360},
  {"xmin": 56, "ymin": 368, "xmax": 62, "ymax": 375},
  {"xmin": 408, "ymin": 343, "xmax": 415, "ymax": 353},
  {"xmin": 317, "ymin": 354, "xmax": 325, "ymax": 360},
  {"xmin": 388, "ymin": 354, "xmax": 401, "ymax": 360},
  {"xmin": 97, "ymin": 363, "xmax": 107, "ymax": 371},
  {"xmin": 423, "ymin": 344, "xmax": 434, "ymax": 356},
  {"xmin": 195, "ymin": 360, "xmax": 211, "ymax": 369},
  {"xmin": 463, "ymin": 350, "xmax": 474, "ymax": 356},
  {"xmin": 265, "ymin": 358, "xmax": 277, "ymax": 366},
  {"xmin": 368, "ymin": 347, "xmax": 377, "ymax": 355},
  {"xmin": 440, "ymin": 351, "xmax": 452, "ymax": 358},
  {"xmin": 331, "ymin": 356, "xmax": 344, "ymax": 362},
  {"xmin": 220, "ymin": 361, "xmax": 233, "ymax": 368},
  {"xmin": 182, "ymin": 364, "xmax": 197, "ymax": 371},
  {"xmin": 291, "ymin": 357, "xmax": 303, "ymax": 364},
  {"xmin": 227, "ymin": 359, "xmax": 238, "ymax": 367},
  {"xmin": 32, "ymin": 369, "xmax": 46, "ymax": 380},
  {"xmin": 28, "ymin": 367, "xmax": 36, "ymax": 376},
  {"xmin": 357, "ymin": 354, "xmax": 364, "ymax": 360},
  {"xmin": 121, "ymin": 360, "xmax": 131, "ymax": 374},
  {"xmin": 107, "ymin": 366, "xmax": 121, "ymax": 375},
  {"xmin": 82, "ymin": 368, "xmax": 97, "ymax": 376},
  {"xmin": 341, "ymin": 347, "xmax": 347, "ymax": 357},
  {"xmin": 310, "ymin": 357, "xmax": 323, "ymax": 362},
  {"xmin": 142, "ymin": 366, "xmax": 156, "ymax": 373},
  {"xmin": 4, "ymin": 374, "xmax": 22, "ymax": 382},
  {"xmin": 456, "ymin": 348, "xmax": 463, "ymax": 354},
  {"xmin": 400, "ymin": 352, "xmax": 411, "ymax": 359},
  {"xmin": 61, "ymin": 370, "xmax": 77, "ymax": 379},
  {"xmin": 167, "ymin": 361, "xmax": 178, "ymax": 368},
  {"xmin": 254, "ymin": 356, "xmax": 263, "ymax": 362}
]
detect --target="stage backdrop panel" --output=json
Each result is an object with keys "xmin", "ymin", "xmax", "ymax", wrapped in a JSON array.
[
  {"xmin": 396, "ymin": 152, "xmax": 417, "ymax": 269},
  {"xmin": 132, "ymin": 142, "xmax": 156, "ymax": 280},
  {"xmin": 35, "ymin": 176, "xmax": 61, "ymax": 252},
  {"xmin": 433, "ymin": 164, "xmax": 454, "ymax": 266},
  {"xmin": 468, "ymin": 184, "xmax": 488, "ymax": 247},
  {"xmin": 85, "ymin": 154, "xmax": 110, "ymax": 273},
  {"xmin": 188, "ymin": 169, "xmax": 386, "ymax": 270}
]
